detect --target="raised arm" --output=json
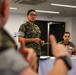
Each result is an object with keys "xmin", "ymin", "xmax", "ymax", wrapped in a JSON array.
[{"xmin": 48, "ymin": 35, "xmax": 71, "ymax": 75}]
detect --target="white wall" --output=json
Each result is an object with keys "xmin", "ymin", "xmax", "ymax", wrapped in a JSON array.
[
  {"xmin": 65, "ymin": 17, "xmax": 76, "ymax": 46},
  {"xmin": 65, "ymin": 17, "xmax": 72, "ymax": 40},
  {"xmin": 4, "ymin": 14, "xmax": 26, "ymax": 46},
  {"xmin": 71, "ymin": 17, "xmax": 76, "ymax": 46},
  {"xmin": 4, "ymin": 13, "xmax": 76, "ymax": 47}
]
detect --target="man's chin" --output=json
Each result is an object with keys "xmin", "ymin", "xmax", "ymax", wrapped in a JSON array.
[{"xmin": 66, "ymin": 40, "xmax": 69, "ymax": 42}]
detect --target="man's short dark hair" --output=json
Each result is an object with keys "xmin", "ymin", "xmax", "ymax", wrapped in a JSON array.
[
  {"xmin": 27, "ymin": 9, "xmax": 36, "ymax": 15},
  {"xmin": 64, "ymin": 32, "xmax": 70, "ymax": 35}
]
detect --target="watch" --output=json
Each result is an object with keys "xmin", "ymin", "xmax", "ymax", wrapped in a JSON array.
[{"xmin": 56, "ymin": 56, "xmax": 72, "ymax": 70}]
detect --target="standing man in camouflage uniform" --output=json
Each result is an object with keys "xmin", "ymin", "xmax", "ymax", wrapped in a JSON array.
[
  {"xmin": 18, "ymin": 9, "xmax": 45, "ymax": 73},
  {"xmin": 59, "ymin": 32, "xmax": 75, "ymax": 55}
]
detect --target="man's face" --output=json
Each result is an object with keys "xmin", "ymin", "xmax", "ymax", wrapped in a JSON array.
[
  {"xmin": 63, "ymin": 33, "xmax": 70, "ymax": 42},
  {"xmin": 27, "ymin": 11, "xmax": 37, "ymax": 22}
]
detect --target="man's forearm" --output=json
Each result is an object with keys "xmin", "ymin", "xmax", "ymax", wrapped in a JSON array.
[
  {"xmin": 24, "ymin": 38, "xmax": 36, "ymax": 43},
  {"xmin": 18, "ymin": 36, "xmax": 35, "ymax": 43},
  {"xmin": 48, "ymin": 59, "xmax": 68, "ymax": 75}
]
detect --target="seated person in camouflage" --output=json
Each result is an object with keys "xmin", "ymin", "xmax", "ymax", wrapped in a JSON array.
[{"xmin": 59, "ymin": 32, "xmax": 75, "ymax": 55}]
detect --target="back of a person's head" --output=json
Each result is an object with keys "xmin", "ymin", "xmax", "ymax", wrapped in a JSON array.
[
  {"xmin": 27, "ymin": 9, "xmax": 36, "ymax": 15},
  {"xmin": 0, "ymin": 0, "xmax": 10, "ymax": 28}
]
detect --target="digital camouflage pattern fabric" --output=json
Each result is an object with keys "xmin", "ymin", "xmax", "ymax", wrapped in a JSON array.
[
  {"xmin": 59, "ymin": 41, "xmax": 75, "ymax": 54},
  {"xmin": 59, "ymin": 41, "xmax": 75, "ymax": 48},
  {"xmin": 19, "ymin": 22, "xmax": 41, "ymax": 55},
  {"xmin": 0, "ymin": 28, "xmax": 28, "ymax": 75},
  {"xmin": 0, "ymin": 28, "xmax": 17, "ymax": 52}
]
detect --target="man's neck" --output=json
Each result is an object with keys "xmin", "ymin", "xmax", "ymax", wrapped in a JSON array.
[
  {"xmin": 28, "ymin": 21, "xmax": 34, "ymax": 25},
  {"xmin": 64, "ymin": 41, "xmax": 69, "ymax": 44}
]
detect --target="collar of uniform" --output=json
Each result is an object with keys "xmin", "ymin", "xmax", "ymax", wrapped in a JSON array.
[
  {"xmin": 63, "ymin": 41, "xmax": 70, "ymax": 45},
  {"xmin": 26, "ymin": 22, "xmax": 35, "ymax": 26}
]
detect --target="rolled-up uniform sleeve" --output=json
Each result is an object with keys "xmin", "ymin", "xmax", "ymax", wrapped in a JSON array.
[{"xmin": 18, "ymin": 24, "xmax": 26, "ymax": 37}]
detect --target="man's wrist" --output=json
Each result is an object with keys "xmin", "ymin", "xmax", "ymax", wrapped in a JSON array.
[
  {"xmin": 55, "ymin": 56, "xmax": 72, "ymax": 70},
  {"xmin": 55, "ymin": 59, "xmax": 68, "ymax": 71}
]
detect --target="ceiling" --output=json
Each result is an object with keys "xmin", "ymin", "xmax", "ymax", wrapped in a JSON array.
[{"xmin": 10, "ymin": 0, "xmax": 76, "ymax": 17}]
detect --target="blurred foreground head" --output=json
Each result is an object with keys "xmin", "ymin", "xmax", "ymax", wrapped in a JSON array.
[{"xmin": 0, "ymin": 0, "xmax": 10, "ymax": 28}]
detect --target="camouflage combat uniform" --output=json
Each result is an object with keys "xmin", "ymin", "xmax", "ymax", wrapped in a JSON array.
[
  {"xmin": 19, "ymin": 22, "xmax": 41, "ymax": 72},
  {"xmin": 19, "ymin": 22, "xmax": 41, "ymax": 55},
  {"xmin": 0, "ymin": 28, "xmax": 28, "ymax": 75},
  {"xmin": 0, "ymin": 28, "xmax": 17, "ymax": 51},
  {"xmin": 59, "ymin": 41, "xmax": 75, "ymax": 54}
]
